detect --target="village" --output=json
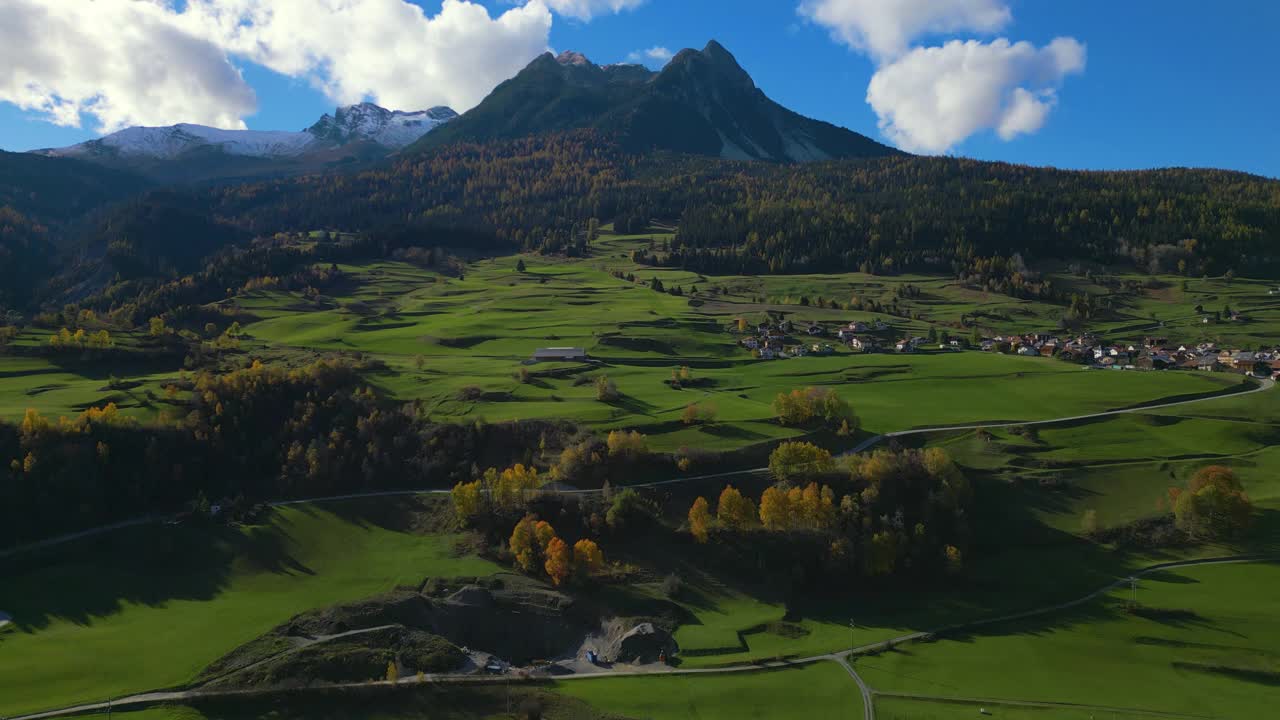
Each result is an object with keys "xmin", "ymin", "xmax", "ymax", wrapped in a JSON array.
[{"xmin": 734, "ymin": 317, "xmax": 1280, "ymax": 379}]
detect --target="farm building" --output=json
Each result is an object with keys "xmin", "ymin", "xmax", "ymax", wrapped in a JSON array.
[{"xmin": 533, "ymin": 347, "xmax": 587, "ymax": 362}]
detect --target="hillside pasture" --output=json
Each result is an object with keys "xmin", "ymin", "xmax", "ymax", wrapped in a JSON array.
[
  {"xmin": 858, "ymin": 561, "xmax": 1280, "ymax": 718},
  {"xmin": 0, "ymin": 497, "xmax": 498, "ymax": 718}
]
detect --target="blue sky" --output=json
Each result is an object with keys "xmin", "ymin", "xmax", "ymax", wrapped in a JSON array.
[{"xmin": 3, "ymin": 0, "xmax": 1277, "ymax": 177}]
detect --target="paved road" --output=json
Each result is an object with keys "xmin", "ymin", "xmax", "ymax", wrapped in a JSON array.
[
  {"xmin": 3, "ymin": 377, "xmax": 1269, "ymax": 561},
  {"xmin": 11, "ymin": 556, "xmax": 1270, "ymax": 720},
  {"xmin": 837, "ymin": 656, "xmax": 877, "ymax": 720}
]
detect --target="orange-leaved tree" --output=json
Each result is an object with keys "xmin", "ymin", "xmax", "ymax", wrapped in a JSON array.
[
  {"xmin": 688, "ymin": 496, "xmax": 712, "ymax": 543},
  {"xmin": 544, "ymin": 536, "xmax": 572, "ymax": 586}
]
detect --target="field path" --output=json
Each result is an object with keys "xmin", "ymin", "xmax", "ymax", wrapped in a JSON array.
[
  {"xmin": 870, "ymin": 690, "xmax": 1212, "ymax": 719},
  {"xmin": 837, "ymin": 655, "xmax": 876, "ymax": 720},
  {"xmin": 1, "ymin": 377, "xmax": 1270, "ymax": 560},
  {"xmin": 9, "ymin": 556, "xmax": 1271, "ymax": 720}
]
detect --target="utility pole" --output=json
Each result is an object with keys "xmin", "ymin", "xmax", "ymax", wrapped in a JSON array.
[{"xmin": 1130, "ymin": 576, "xmax": 1139, "ymax": 606}]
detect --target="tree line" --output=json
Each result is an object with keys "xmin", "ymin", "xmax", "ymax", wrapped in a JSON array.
[{"xmin": 0, "ymin": 358, "xmax": 576, "ymax": 546}]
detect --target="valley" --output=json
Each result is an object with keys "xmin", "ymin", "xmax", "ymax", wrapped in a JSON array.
[
  {"xmin": 1, "ymin": 19, "xmax": 1278, "ymax": 720},
  {"xmin": 3, "ymin": 225, "xmax": 1278, "ymax": 720}
]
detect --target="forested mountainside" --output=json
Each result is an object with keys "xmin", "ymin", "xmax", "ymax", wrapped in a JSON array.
[
  {"xmin": 0, "ymin": 152, "xmax": 153, "ymax": 312},
  {"xmin": 163, "ymin": 132, "xmax": 1280, "ymax": 279},
  {"xmin": 0, "ymin": 151, "xmax": 152, "ymax": 236}
]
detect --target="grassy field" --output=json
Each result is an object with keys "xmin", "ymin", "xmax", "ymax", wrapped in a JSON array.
[
  {"xmin": 3, "ymin": 229, "xmax": 1279, "ymax": 718},
  {"xmin": 0, "ymin": 497, "xmax": 499, "ymax": 718},
  {"xmin": 874, "ymin": 697, "xmax": 1164, "ymax": 720},
  {"xmin": 0, "ymin": 229, "xmax": 1258, "ymax": 457},
  {"xmin": 211, "ymin": 246, "xmax": 1246, "ymax": 452},
  {"xmin": 0, "ymin": 354, "xmax": 182, "ymax": 422},
  {"xmin": 554, "ymin": 661, "xmax": 862, "ymax": 719},
  {"xmin": 931, "ymin": 381, "xmax": 1280, "ymax": 535},
  {"xmin": 61, "ymin": 662, "xmax": 861, "ymax": 720},
  {"xmin": 859, "ymin": 561, "xmax": 1280, "ymax": 718}
]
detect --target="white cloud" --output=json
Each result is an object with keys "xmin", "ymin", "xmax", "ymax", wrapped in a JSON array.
[
  {"xmin": 865, "ymin": 37, "xmax": 1086, "ymax": 153},
  {"xmin": 798, "ymin": 0, "xmax": 1011, "ymax": 61},
  {"xmin": 626, "ymin": 46, "xmax": 674, "ymax": 66},
  {"xmin": 175, "ymin": 0, "xmax": 553, "ymax": 114},
  {"xmin": 0, "ymin": 0, "xmax": 256, "ymax": 132},
  {"xmin": 0, "ymin": 0, "xmax": 555, "ymax": 133},
  {"xmin": 543, "ymin": 0, "xmax": 646, "ymax": 22}
]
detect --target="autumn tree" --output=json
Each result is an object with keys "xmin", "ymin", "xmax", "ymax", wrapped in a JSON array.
[
  {"xmin": 544, "ymin": 536, "xmax": 572, "ymax": 586},
  {"xmin": 484, "ymin": 464, "xmax": 542, "ymax": 513},
  {"xmin": 717, "ymin": 485, "xmax": 756, "ymax": 530},
  {"xmin": 759, "ymin": 486, "xmax": 793, "ymax": 531},
  {"xmin": 451, "ymin": 479, "xmax": 484, "ymax": 523},
  {"xmin": 595, "ymin": 375, "xmax": 619, "ymax": 401},
  {"xmin": 1169, "ymin": 465, "xmax": 1253, "ymax": 538},
  {"xmin": 769, "ymin": 441, "xmax": 835, "ymax": 483},
  {"xmin": 509, "ymin": 515, "xmax": 540, "ymax": 573},
  {"xmin": 688, "ymin": 496, "xmax": 712, "ymax": 543},
  {"xmin": 773, "ymin": 387, "xmax": 856, "ymax": 429},
  {"xmin": 943, "ymin": 545, "xmax": 963, "ymax": 575},
  {"xmin": 606, "ymin": 430, "xmax": 647, "ymax": 457},
  {"xmin": 534, "ymin": 520, "xmax": 557, "ymax": 552},
  {"xmin": 573, "ymin": 539, "xmax": 605, "ymax": 577}
]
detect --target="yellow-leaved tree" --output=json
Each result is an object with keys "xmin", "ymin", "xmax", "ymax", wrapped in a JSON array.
[
  {"xmin": 688, "ymin": 497, "xmax": 712, "ymax": 543},
  {"xmin": 509, "ymin": 515, "xmax": 540, "ymax": 573},
  {"xmin": 716, "ymin": 485, "xmax": 756, "ymax": 530},
  {"xmin": 759, "ymin": 486, "xmax": 792, "ymax": 531},
  {"xmin": 768, "ymin": 441, "xmax": 834, "ymax": 483},
  {"xmin": 450, "ymin": 479, "xmax": 484, "ymax": 524},
  {"xmin": 573, "ymin": 539, "xmax": 605, "ymax": 578}
]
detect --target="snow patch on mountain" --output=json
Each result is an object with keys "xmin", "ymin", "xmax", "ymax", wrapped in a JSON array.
[
  {"xmin": 36, "ymin": 103, "xmax": 457, "ymax": 161},
  {"xmin": 307, "ymin": 103, "xmax": 458, "ymax": 148}
]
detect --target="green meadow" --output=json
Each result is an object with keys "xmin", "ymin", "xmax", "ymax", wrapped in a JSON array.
[
  {"xmin": 860, "ymin": 561, "xmax": 1280, "ymax": 718},
  {"xmin": 0, "ymin": 498, "xmax": 498, "ymax": 718},
  {"xmin": 554, "ymin": 661, "xmax": 862, "ymax": 719},
  {"xmin": 181, "ymin": 242, "xmax": 1249, "ymax": 452},
  {"xmin": 0, "ymin": 228, "xmax": 1259, "ymax": 458},
  {"xmin": 3, "ymin": 229, "xmax": 1279, "ymax": 719}
]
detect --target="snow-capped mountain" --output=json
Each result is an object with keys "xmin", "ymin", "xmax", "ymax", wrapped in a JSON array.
[
  {"xmin": 42, "ymin": 124, "xmax": 320, "ymax": 160},
  {"xmin": 35, "ymin": 103, "xmax": 457, "ymax": 162},
  {"xmin": 307, "ymin": 104, "xmax": 458, "ymax": 148}
]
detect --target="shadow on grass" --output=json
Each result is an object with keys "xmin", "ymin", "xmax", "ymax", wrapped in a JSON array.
[{"xmin": 0, "ymin": 515, "xmax": 312, "ymax": 633}]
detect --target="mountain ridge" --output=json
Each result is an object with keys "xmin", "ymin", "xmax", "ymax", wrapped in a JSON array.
[
  {"xmin": 412, "ymin": 40, "xmax": 900, "ymax": 162},
  {"xmin": 30, "ymin": 103, "xmax": 458, "ymax": 183}
]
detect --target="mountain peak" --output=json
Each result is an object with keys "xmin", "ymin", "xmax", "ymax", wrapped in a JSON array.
[
  {"xmin": 555, "ymin": 50, "xmax": 593, "ymax": 67},
  {"xmin": 308, "ymin": 103, "xmax": 457, "ymax": 146},
  {"xmin": 665, "ymin": 39, "xmax": 755, "ymax": 92},
  {"xmin": 702, "ymin": 39, "xmax": 730, "ymax": 56},
  {"xmin": 413, "ymin": 39, "xmax": 899, "ymax": 163}
]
